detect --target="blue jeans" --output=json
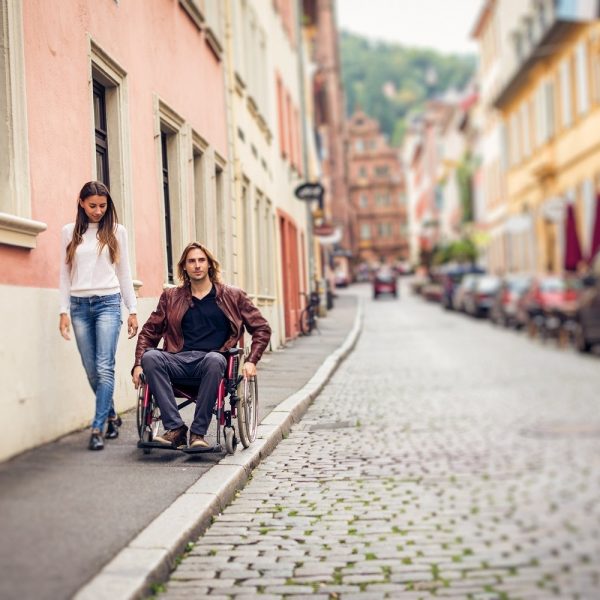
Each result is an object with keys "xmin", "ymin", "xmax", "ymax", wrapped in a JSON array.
[{"xmin": 70, "ymin": 293, "xmax": 122, "ymax": 431}]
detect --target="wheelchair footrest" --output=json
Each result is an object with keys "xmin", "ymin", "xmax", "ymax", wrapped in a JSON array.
[
  {"xmin": 181, "ymin": 444, "xmax": 223, "ymax": 454},
  {"xmin": 137, "ymin": 440, "xmax": 183, "ymax": 451}
]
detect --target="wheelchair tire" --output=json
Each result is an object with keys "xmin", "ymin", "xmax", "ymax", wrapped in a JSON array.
[
  {"xmin": 238, "ymin": 376, "xmax": 258, "ymax": 448},
  {"xmin": 224, "ymin": 426, "xmax": 237, "ymax": 454},
  {"xmin": 137, "ymin": 384, "xmax": 160, "ymax": 446}
]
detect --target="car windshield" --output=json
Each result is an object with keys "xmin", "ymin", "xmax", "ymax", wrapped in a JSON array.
[
  {"xmin": 539, "ymin": 278, "xmax": 564, "ymax": 292},
  {"xmin": 507, "ymin": 277, "xmax": 531, "ymax": 292},
  {"xmin": 478, "ymin": 276, "xmax": 500, "ymax": 291},
  {"xmin": 377, "ymin": 272, "xmax": 394, "ymax": 282}
]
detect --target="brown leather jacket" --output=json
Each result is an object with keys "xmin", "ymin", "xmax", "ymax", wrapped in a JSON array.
[{"xmin": 133, "ymin": 282, "xmax": 271, "ymax": 370}]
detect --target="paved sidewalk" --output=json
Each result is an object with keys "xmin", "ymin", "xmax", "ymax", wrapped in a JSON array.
[{"xmin": 0, "ymin": 293, "xmax": 359, "ymax": 600}]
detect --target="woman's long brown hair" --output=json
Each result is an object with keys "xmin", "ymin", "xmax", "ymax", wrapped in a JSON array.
[
  {"xmin": 177, "ymin": 242, "xmax": 222, "ymax": 285},
  {"xmin": 66, "ymin": 181, "xmax": 119, "ymax": 269}
]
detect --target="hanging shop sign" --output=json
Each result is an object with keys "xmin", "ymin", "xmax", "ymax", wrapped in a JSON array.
[{"xmin": 294, "ymin": 182, "xmax": 324, "ymax": 204}]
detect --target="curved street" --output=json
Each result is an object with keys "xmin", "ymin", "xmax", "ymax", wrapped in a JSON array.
[{"xmin": 161, "ymin": 283, "xmax": 600, "ymax": 599}]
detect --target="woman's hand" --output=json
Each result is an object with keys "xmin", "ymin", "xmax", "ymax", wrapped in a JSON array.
[
  {"xmin": 127, "ymin": 314, "xmax": 139, "ymax": 339},
  {"xmin": 59, "ymin": 314, "xmax": 71, "ymax": 340},
  {"xmin": 243, "ymin": 361, "xmax": 256, "ymax": 379}
]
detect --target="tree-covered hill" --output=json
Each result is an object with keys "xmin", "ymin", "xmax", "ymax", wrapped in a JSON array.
[{"xmin": 339, "ymin": 31, "xmax": 476, "ymax": 145}]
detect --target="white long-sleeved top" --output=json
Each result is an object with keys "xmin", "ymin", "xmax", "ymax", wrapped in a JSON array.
[{"xmin": 59, "ymin": 223, "xmax": 137, "ymax": 315}]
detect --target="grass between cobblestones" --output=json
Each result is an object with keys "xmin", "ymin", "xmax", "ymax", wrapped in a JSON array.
[{"xmin": 156, "ymin": 294, "xmax": 600, "ymax": 599}]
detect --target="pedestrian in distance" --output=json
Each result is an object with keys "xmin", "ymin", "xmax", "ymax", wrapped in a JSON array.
[
  {"xmin": 59, "ymin": 181, "xmax": 138, "ymax": 451},
  {"xmin": 132, "ymin": 241, "xmax": 271, "ymax": 450}
]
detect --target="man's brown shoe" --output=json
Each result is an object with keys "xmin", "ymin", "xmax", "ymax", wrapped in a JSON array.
[
  {"xmin": 188, "ymin": 432, "xmax": 209, "ymax": 449},
  {"xmin": 154, "ymin": 425, "xmax": 188, "ymax": 448}
]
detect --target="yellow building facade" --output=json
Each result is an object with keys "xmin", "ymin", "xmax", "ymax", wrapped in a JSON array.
[{"xmin": 495, "ymin": 15, "xmax": 600, "ymax": 275}]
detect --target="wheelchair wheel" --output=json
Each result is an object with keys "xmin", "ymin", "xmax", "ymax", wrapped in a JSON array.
[
  {"xmin": 237, "ymin": 376, "xmax": 258, "ymax": 448},
  {"xmin": 137, "ymin": 384, "xmax": 160, "ymax": 452},
  {"xmin": 224, "ymin": 426, "xmax": 237, "ymax": 454}
]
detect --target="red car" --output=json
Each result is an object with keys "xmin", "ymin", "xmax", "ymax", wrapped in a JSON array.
[
  {"xmin": 373, "ymin": 269, "xmax": 398, "ymax": 299},
  {"xmin": 518, "ymin": 275, "xmax": 581, "ymax": 334}
]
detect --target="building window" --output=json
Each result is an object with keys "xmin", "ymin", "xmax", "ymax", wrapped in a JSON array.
[
  {"xmin": 156, "ymin": 100, "xmax": 185, "ymax": 285},
  {"xmin": 93, "ymin": 80, "xmax": 110, "ymax": 187},
  {"xmin": 359, "ymin": 166, "xmax": 367, "ymax": 178},
  {"xmin": 359, "ymin": 194, "xmax": 368, "ymax": 208},
  {"xmin": 160, "ymin": 131, "xmax": 175, "ymax": 284},
  {"xmin": 576, "ymin": 41, "xmax": 590, "ymax": 115},
  {"xmin": 510, "ymin": 113, "xmax": 521, "ymax": 165},
  {"xmin": 521, "ymin": 104, "xmax": 531, "ymax": 158},
  {"xmin": 375, "ymin": 165, "xmax": 390, "ymax": 177},
  {"xmin": 376, "ymin": 194, "xmax": 391, "ymax": 206},
  {"xmin": 545, "ymin": 79, "xmax": 556, "ymax": 139},
  {"xmin": 360, "ymin": 223, "xmax": 371, "ymax": 240},
  {"xmin": 192, "ymin": 134, "xmax": 207, "ymax": 244},
  {"xmin": 215, "ymin": 158, "xmax": 227, "ymax": 273},
  {"xmin": 378, "ymin": 222, "xmax": 392, "ymax": 237},
  {"xmin": 241, "ymin": 181, "xmax": 255, "ymax": 294},
  {"xmin": 355, "ymin": 139, "xmax": 364, "ymax": 152},
  {"xmin": 203, "ymin": 0, "xmax": 224, "ymax": 57},
  {"xmin": 90, "ymin": 42, "xmax": 136, "ymax": 276},
  {"xmin": 0, "ymin": 0, "xmax": 45, "ymax": 248},
  {"xmin": 560, "ymin": 58, "xmax": 573, "ymax": 128}
]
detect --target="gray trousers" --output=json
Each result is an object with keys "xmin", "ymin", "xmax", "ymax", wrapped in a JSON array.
[{"xmin": 141, "ymin": 349, "xmax": 227, "ymax": 435}]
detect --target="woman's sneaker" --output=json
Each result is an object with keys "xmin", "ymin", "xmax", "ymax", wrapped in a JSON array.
[
  {"xmin": 89, "ymin": 429, "xmax": 104, "ymax": 451},
  {"xmin": 105, "ymin": 415, "xmax": 122, "ymax": 439},
  {"xmin": 154, "ymin": 425, "xmax": 188, "ymax": 449}
]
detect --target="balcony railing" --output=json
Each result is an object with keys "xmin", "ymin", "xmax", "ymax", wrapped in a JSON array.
[{"xmin": 494, "ymin": 0, "xmax": 598, "ymax": 108}]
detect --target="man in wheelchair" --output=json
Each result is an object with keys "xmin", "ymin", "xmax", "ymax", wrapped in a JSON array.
[{"xmin": 132, "ymin": 242, "xmax": 271, "ymax": 450}]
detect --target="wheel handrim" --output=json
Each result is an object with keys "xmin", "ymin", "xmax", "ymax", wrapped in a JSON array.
[{"xmin": 243, "ymin": 378, "xmax": 258, "ymax": 441}]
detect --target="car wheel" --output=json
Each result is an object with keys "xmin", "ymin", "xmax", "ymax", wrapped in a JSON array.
[{"xmin": 575, "ymin": 325, "xmax": 591, "ymax": 353}]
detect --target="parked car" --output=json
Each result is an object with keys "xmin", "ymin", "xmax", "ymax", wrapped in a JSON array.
[
  {"xmin": 464, "ymin": 275, "xmax": 501, "ymax": 318},
  {"xmin": 489, "ymin": 274, "xmax": 532, "ymax": 328},
  {"xmin": 518, "ymin": 275, "xmax": 582, "ymax": 339},
  {"xmin": 373, "ymin": 268, "xmax": 397, "ymax": 299},
  {"xmin": 439, "ymin": 265, "xmax": 485, "ymax": 310},
  {"xmin": 421, "ymin": 279, "xmax": 444, "ymax": 302},
  {"xmin": 575, "ymin": 273, "xmax": 600, "ymax": 352},
  {"xmin": 334, "ymin": 270, "xmax": 350, "ymax": 288},
  {"xmin": 452, "ymin": 273, "xmax": 480, "ymax": 312}
]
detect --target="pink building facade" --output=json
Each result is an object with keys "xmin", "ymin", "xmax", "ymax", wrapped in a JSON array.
[
  {"xmin": 0, "ymin": 0, "xmax": 228, "ymax": 460},
  {"xmin": 347, "ymin": 110, "xmax": 408, "ymax": 270}
]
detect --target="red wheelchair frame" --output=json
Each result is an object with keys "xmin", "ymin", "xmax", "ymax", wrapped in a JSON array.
[{"xmin": 136, "ymin": 348, "xmax": 258, "ymax": 455}]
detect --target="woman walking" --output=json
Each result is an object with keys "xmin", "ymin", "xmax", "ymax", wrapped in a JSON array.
[{"xmin": 59, "ymin": 181, "xmax": 138, "ymax": 450}]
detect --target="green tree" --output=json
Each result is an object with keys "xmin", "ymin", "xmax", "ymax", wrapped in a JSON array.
[{"xmin": 340, "ymin": 31, "xmax": 476, "ymax": 145}]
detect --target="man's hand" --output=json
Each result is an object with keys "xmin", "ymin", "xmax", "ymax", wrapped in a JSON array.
[
  {"xmin": 243, "ymin": 361, "xmax": 256, "ymax": 379},
  {"xmin": 59, "ymin": 314, "xmax": 71, "ymax": 340},
  {"xmin": 132, "ymin": 365, "xmax": 143, "ymax": 389},
  {"xmin": 127, "ymin": 314, "xmax": 139, "ymax": 339}
]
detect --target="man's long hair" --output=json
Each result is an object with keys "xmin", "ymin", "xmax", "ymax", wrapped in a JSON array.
[
  {"xmin": 177, "ymin": 242, "xmax": 222, "ymax": 285},
  {"xmin": 66, "ymin": 181, "xmax": 119, "ymax": 269}
]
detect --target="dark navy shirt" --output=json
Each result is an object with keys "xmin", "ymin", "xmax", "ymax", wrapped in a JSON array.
[{"xmin": 181, "ymin": 286, "xmax": 230, "ymax": 352}]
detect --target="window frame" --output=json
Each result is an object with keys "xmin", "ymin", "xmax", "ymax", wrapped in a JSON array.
[{"xmin": 0, "ymin": 0, "xmax": 46, "ymax": 248}]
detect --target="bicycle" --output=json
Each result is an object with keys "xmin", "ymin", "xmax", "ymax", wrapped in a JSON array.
[{"xmin": 299, "ymin": 290, "xmax": 320, "ymax": 335}]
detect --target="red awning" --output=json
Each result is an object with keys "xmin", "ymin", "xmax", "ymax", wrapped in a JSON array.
[{"xmin": 564, "ymin": 203, "xmax": 583, "ymax": 271}]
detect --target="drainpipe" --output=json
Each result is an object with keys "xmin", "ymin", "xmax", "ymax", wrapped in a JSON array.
[{"xmin": 295, "ymin": 0, "xmax": 316, "ymax": 295}]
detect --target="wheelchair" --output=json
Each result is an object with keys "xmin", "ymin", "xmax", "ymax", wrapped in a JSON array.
[{"xmin": 136, "ymin": 348, "xmax": 258, "ymax": 455}]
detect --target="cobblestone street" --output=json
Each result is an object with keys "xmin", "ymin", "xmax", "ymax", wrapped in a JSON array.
[{"xmin": 160, "ymin": 284, "xmax": 600, "ymax": 599}]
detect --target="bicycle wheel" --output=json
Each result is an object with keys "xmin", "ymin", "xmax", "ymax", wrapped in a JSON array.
[
  {"xmin": 299, "ymin": 308, "xmax": 311, "ymax": 335},
  {"xmin": 237, "ymin": 376, "xmax": 258, "ymax": 448}
]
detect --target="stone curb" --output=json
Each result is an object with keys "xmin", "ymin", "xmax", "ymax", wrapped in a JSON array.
[{"xmin": 74, "ymin": 298, "xmax": 364, "ymax": 600}]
